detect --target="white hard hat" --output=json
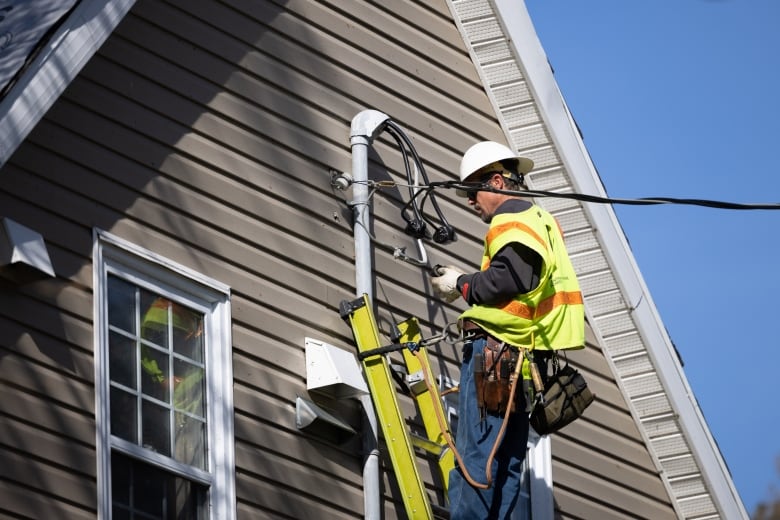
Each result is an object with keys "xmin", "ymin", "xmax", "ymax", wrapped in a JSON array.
[{"xmin": 458, "ymin": 141, "xmax": 534, "ymax": 189}]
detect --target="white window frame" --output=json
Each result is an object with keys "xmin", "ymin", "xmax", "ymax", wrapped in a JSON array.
[{"xmin": 93, "ymin": 229, "xmax": 235, "ymax": 519}]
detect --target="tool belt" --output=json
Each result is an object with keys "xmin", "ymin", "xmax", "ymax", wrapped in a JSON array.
[{"xmin": 463, "ymin": 320, "xmax": 525, "ymax": 415}]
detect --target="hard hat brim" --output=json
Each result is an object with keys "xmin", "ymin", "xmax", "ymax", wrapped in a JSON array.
[
  {"xmin": 514, "ymin": 157, "xmax": 534, "ymax": 174},
  {"xmin": 455, "ymin": 157, "xmax": 534, "ymax": 197}
]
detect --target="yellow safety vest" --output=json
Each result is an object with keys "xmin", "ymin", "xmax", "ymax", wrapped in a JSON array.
[{"xmin": 460, "ymin": 204, "xmax": 585, "ymax": 350}]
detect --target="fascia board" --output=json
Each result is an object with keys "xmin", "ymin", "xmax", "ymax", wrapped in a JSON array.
[
  {"xmin": 489, "ymin": 0, "xmax": 748, "ymax": 518},
  {"xmin": 0, "ymin": 0, "xmax": 136, "ymax": 169}
]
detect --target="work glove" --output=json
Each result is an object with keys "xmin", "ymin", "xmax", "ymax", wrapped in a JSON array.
[{"xmin": 430, "ymin": 265, "xmax": 465, "ymax": 303}]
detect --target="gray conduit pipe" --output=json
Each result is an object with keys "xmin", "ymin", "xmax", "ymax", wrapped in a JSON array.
[{"xmin": 350, "ymin": 109, "xmax": 390, "ymax": 520}]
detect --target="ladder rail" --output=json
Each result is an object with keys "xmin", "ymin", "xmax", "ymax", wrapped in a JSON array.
[{"xmin": 341, "ymin": 295, "xmax": 434, "ymax": 519}]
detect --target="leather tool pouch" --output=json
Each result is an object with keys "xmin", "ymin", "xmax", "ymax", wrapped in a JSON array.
[{"xmin": 473, "ymin": 338, "xmax": 522, "ymax": 415}]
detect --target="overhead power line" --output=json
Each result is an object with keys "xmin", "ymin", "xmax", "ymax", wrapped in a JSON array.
[
  {"xmin": 507, "ymin": 187, "xmax": 780, "ymax": 210},
  {"xmin": 423, "ymin": 181, "xmax": 780, "ymax": 211}
]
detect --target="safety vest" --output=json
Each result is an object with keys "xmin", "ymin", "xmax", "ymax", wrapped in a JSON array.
[{"xmin": 460, "ymin": 204, "xmax": 585, "ymax": 350}]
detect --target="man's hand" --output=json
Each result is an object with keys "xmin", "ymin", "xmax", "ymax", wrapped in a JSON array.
[{"xmin": 430, "ymin": 265, "xmax": 465, "ymax": 302}]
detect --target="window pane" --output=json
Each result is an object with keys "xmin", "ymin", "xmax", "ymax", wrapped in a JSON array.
[
  {"xmin": 172, "ymin": 304, "xmax": 203, "ymax": 363},
  {"xmin": 133, "ymin": 463, "xmax": 166, "ymax": 517},
  {"xmin": 110, "ymin": 507, "xmax": 131, "ymax": 520},
  {"xmin": 176, "ymin": 413, "xmax": 206, "ymax": 470},
  {"xmin": 108, "ymin": 276, "xmax": 136, "ymax": 334},
  {"xmin": 173, "ymin": 359, "xmax": 205, "ymax": 418},
  {"xmin": 141, "ymin": 345, "xmax": 169, "ymax": 403},
  {"xmin": 173, "ymin": 359, "xmax": 206, "ymax": 469},
  {"xmin": 141, "ymin": 294, "xmax": 169, "ymax": 347},
  {"xmin": 142, "ymin": 400, "xmax": 171, "ymax": 457},
  {"xmin": 109, "ymin": 332, "xmax": 137, "ymax": 389},
  {"xmin": 112, "ymin": 452, "xmax": 208, "ymax": 520},
  {"xmin": 110, "ymin": 387, "xmax": 138, "ymax": 443},
  {"xmin": 112, "ymin": 449, "xmax": 131, "ymax": 505}
]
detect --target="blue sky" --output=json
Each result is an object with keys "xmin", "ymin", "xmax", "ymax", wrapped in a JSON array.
[{"xmin": 525, "ymin": 1, "xmax": 780, "ymax": 515}]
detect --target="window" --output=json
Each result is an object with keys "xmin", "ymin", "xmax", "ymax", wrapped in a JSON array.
[{"xmin": 94, "ymin": 230, "xmax": 235, "ymax": 520}]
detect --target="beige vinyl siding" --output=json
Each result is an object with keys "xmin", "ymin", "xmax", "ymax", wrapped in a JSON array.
[{"xmin": 0, "ymin": 0, "xmax": 675, "ymax": 518}]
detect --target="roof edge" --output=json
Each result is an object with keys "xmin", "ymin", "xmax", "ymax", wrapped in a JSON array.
[
  {"xmin": 496, "ymin": 1, "xmax": 748, "ymax": 517},
  {"xmin": 0, "ymin": 0, "xmax": 136, "ymax": 169}
]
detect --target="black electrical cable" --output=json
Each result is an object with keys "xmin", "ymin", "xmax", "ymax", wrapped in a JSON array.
[
  {"xmin": 360, "ymin": 118, "xmax": 778, "ymax": 256},
  {"xmin": 426, "ymin": 181, "xmax": 780, "ymax": 210},
  {"xmin": 383, "ymin": 123, "xmax": 428, "ymax": 239},
  {"xmin": 384, "ymin": 121, "xmax": 456, "ymax": 243},
  {"xmin": 384, "ymin": 122, "xmax": 432, "ymax": 237}
]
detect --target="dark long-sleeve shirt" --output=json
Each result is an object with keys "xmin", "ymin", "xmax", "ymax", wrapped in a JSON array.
[{"xmin": 456, "ymin": 199, "xmax": 542, "ymax": 305}]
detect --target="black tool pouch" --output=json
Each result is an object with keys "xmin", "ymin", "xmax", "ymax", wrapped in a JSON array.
[
  {"xmin": 473, "ymin": 339, "xmax": 522, "ymax": 415},
  {"xmin": 530, "ymin": 353, "xmax": 595, "ymax": 435}
]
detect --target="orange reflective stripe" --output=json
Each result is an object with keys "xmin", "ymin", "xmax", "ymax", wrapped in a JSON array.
[
  {"xmin": 486, "ymin": 221, "xmax": 548, "ymax": 253},
  {"xmin": 534, "ymin": 291, "xmax": 582, "ymax": 318},
  {"xmin": 500, "ymin": 291, "xmax": 583, "ymax": 320},
  {"xmin": 500, "ymin": 300, "xmax": 534, "ymax": 320}
]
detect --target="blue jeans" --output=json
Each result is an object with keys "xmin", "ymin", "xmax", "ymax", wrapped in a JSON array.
[{"xmin": 448, "ymin": 336, "xmax": 530, "ymax": 520}]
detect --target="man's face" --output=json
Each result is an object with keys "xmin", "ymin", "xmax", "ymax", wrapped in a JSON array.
[{"xmin": 466, "ymin": 173, "xmax": 502, "ymax": 222}]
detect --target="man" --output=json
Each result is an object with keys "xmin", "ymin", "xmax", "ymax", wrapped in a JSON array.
[{"xmin": 430, "ymin": 141, "xmax": 585, "ymax": 519}]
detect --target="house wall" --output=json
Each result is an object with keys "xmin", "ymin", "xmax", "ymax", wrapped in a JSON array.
[{"xmin": 0, "ymin": 0, "xmax": 675, "ymax": 518}]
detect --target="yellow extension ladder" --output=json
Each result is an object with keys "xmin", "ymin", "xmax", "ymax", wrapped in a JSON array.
[{"xmin": 340, "ymin": 294, "xmax": 455, "ymax": 520}]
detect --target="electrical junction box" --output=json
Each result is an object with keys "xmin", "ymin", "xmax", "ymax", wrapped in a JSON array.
[{"xmin": 305, "ymin": 337, "xmax": 368, "ymax": 399}]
